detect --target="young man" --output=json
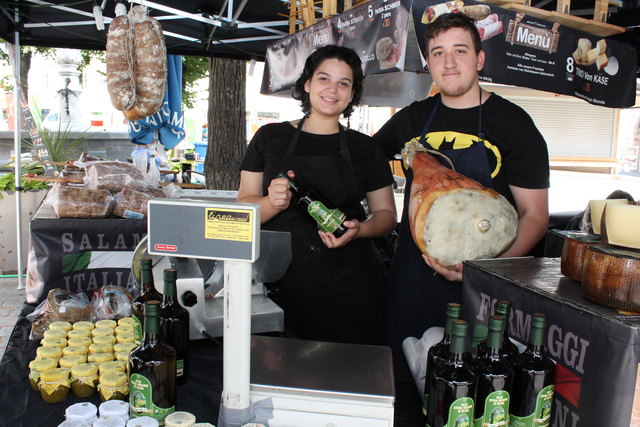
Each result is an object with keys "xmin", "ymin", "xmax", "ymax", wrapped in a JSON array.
[{"xmin": 373, "ymin": 12, "xmax": 550, "ymax": 425}]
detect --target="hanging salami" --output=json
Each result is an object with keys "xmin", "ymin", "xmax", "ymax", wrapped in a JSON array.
[{"xmin": 106, "ymin": 5, "xmax": 167, "ymax": 121}]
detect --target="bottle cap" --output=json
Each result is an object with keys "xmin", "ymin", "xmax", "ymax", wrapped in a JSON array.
[
  {"xmin": 73, "ymin": 321, "xmax": 95, "ymax": 331},
  {"xmin": 164, "ymin": 269, "xmax": 178, "ymax": 282},
  {"xmin": 88, "ymin": 353, "xmax": 114, "ymax": 363},
  {"xmin": 496, "ymin": 300, "xmax": 511, "ymax": 316},
  {"xmin": 37, "ymin": 345, "xmax": 63, "ymax": 359},
  {"xmin": 60, "ymin": 355, "xmax": 88, "ymax": 369},
  {"xmin": 68, "ymin": 337, "xmax": 93, "ymax": 348},
  {"xmin": 41, "ymin": 367, "xmax": 71, "ymax": 382},
  {"xmin": 43, "ymin": 329, "xmax": 69, "ymax": 339},
  {"xmin": 144, "ymin": 301, "xmax": 160, "ymax": 317},
  {"xmin": 50, "ymin": 321, "xmax": 73, "ymax": 332},
  {"xmin": 71, "ymin": 363, "xmax": 99, "ymax": 378},
  {"xmin": 126, "ymin": 416, "xmax": 160, "ymax": 427},
  {"xmin": 488, "ymin": 315, "xmax": 505, "ymax": 332},
  {"xmin": 42, "ymin": 337, "xmax": 68, "ymax": 348},
  {"xmin": 99, "ymin": 361, "xmax": 127, "ymax": 375},
  {"xmin": 117, "ymin": 317, "xmax": 136, "ymax": 327},
  {"xmin": 65, "ymin": 401, "xmax": 98, "ymax": 420},
  {"xmin": 532, "ymin": 312, "xmax": 546, "ymax": 329},
  {"xmin": 99, "ymin": 371, "xmax": 128, "ymax": 388},
  {"xmin": 99, "ymin": 399, "xmax": 130, "ymax": 417},
  {"xmin": 446, "ymin": 303, "xmax": 462, "ymax": 318},
  {"xmin": 30, "ymin": 358, "xmax": 58, "ymax": 372},
  {"xmin": 114, "ymin": 342, "xmax": 138, "ymax": 353},
  {"xmin": 451, "ymin": 319, "xmax": 468, "ymax": 338},
  {"xmin": 95, "ymin": 319, "xmax": 117, "ymax": 329},
  {"xmin": 140, "ymin": 258, "xmax": 152, "ymax": 269},
  {"xmin": 68, "ymin": 329, "xmax": 92, "ymax": 339},
  {"xmin": 93, "ymin": 335, "xmax": 117, "ymax": 346}
]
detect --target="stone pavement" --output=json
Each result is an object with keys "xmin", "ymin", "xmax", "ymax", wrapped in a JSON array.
[{"xmin": 0, "ymin": 277, "xmax": 25, "ymax": 357}]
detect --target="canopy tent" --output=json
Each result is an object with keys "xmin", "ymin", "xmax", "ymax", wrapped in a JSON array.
[{"xmin": 0, "ymin": 0, "xmax": 296, "ymax": 60}]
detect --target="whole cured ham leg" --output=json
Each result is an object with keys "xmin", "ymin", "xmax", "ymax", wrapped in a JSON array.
[{"xmin": 404, "ymin": 146, "xmax": 518, "ymax": 267}]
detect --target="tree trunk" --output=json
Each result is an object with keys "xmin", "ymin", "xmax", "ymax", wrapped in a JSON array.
[
  {"xmin": 204, "ymin": 57, "xmax": 246, "ymax": 191},
  {"xmin": 5, "ymin": 43, "xmax": 31, "ymax": 100}
]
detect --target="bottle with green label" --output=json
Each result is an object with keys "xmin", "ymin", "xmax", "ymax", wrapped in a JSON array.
[
  {"xmin": 476, "ymin": 300, "xmax": 519, "ymax": 362},
  {"xmin": 278, "ymin": 172, "xmax": 347, "ymax": 237},
  {"xmin": 160, "ymin": 269, "xmax": 190, "ymax": 386},
  {"xmin": 423, "ymin": 302, "xmax": 462, "ymax": 416},
  {"xmin": 509, "ymin": 313, "xmax": 555, "ymax": 427},
  {"xmin": 426, "ymin": 319, "xmax": 476, "ymax": 427},
  {"xmin": 129, "ymin": 300, "xmax": 176, "ymax": 423},
  {"xmin": 131, "ymin": 258, "xmax": 163, "ymax": 342},
  {"xmin": 472, "ymin": 315, "xmax": 514, "ymax": 427}
]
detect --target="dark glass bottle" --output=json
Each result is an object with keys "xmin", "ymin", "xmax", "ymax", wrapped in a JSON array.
[
  {"xmin": 426, "ymin": 319, "xmax": 476, "ymax": 427},
  {"xmin": 160, "ymin": 269, "xmax": 190, "ymax": 386},
  {"xmin": 510, "ymin": 313, "xmax": 555, "ymax": 426},
  {"xmin": 476, "ymin": 300, "xmax": 519, "ymax": 362},
  {"xmin": 129, "ymin": 301, "xmax": 176, "ymax": 423},
  {"xmin": 131, "ymin": 258, "xmax": 163, "ymax": 342},
  {"xmin": 473, "ymin": 315, "xmax": 514, "ymax": 426},
  {"xmin": 278, "ymin": 173, "xmax": 347, "ymax": 237},
  {"xmin": 423, "ymin": 302, "xmax": 462, "ymax": 416}
]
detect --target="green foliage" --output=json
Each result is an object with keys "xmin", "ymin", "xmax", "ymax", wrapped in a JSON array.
[
  {"xmin": 0, "ymin": 160, "xmax": 50, "ymax": 195},
  {"xmin": 22, "ymin": 116, "xmax": 89, "ymax": 170},
  {"xmin": 182, "ymin": 56, "xmax": 209, "ymax": 109}
]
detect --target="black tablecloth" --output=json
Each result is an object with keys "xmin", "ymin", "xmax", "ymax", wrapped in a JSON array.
[{"xmin": 0, "ymin": 303, "xmax": 223, "ymax": 427}]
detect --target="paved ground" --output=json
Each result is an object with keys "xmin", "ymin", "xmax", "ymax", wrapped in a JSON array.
[{"xmin": 0, "ymin": 277, "xmax": 25, "ymax": 357}]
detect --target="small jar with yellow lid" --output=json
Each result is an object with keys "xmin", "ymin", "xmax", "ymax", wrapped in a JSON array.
[
  {"xmin": 113, "ymin": 342, "xmax": 138, "ymax": 354},
  {"xmin": 95, "ymin": 319, "xmax": 118, "ymax": 329},
  {"xmin": 49, "ymin": 321, "xmax": 73, "ymax": 332},
  {"xmin": 68, "ymin": 329, "xmax": 92, "ymax": 339},
  {"xmin": 41, "ymin": 337, "xmax": 67, "ymax": 348},
  {"xmin": 114, "ymin": 351, "xmax": 130, "ymax": 363},
  {"xmin": 115, "ymin": 333, "xmax": 136, "ymax": 344},
  {"xmin": 89, "ymin": 343, "xmax": 114, "ymax": 354},
  {"xmin": 68, "ymin": 336, "xmax": 93, "ymax": 348},
  {"xmin": 92, "ymin": 327, "xmax": 116, "ymax": 337},
  {"xmin": 98, "ymin": 371, "xmax": 129, "ymax": 401},
  {"xmin": 28, "ymin": 358, "xmax": 58, "ymax": 391},
  {"xmin": 99, "ymin": 360, "xmax": 127, "ymax": 375},
  {"xmin": 114, "ymin": 325, "xmax": 134, "ymax": 335},
  {"xmin": 63, "ymin": 345, "xmax": 89, "ymax": 357},
  {"xmin": 73, "ymin": 321, "xmax": 95, "ymax": 331},
  {"xmin": 43, "ymin": 329, "xmax": 68, "ymax": 340},
  {"xmin": 36, "ymin": 345, "xmax": 63, "ymax": 361},
  {"xmin": 88, "ymin": 352, "xmax": 114, "ymax": 363},
  {"xmin": 59, "ymin": 354, "xmax": 87, "ymax": 369},
  {"xmin": 70, "ymin": 363, "xmax": 99, "ymax": 398},
  {"xmin": 117, "ymin": 317, "xmax": 135, "ymax": 327},
  {"xmin": 39, "ymin": 368, "xmax": 71, "ymax": 403},
  {"xmin": 94, "ymin": 334, "xmax": 117, "ymax": 346}
]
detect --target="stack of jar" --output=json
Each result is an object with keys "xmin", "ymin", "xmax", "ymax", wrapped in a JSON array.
[
  {"xmin": 423, "ymin": 301, "xmax": 556, "ymax": 427},
  {"xmin": 29, "ymin": 317, "xmax": 141, "ymax": 404}
]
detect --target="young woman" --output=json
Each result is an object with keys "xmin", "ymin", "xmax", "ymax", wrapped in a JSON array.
[{"xmin": 237, "ymin": 45, "xmax": 396, "ymax": 344}]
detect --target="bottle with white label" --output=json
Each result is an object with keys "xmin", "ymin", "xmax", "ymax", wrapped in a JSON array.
[
  {"xmin": 426, "ymin": 319, "xmax": 476, "ymax": 427},
  {"xmin": 509, "ymin": 313, "xmax": 555, "ymax": 427}
]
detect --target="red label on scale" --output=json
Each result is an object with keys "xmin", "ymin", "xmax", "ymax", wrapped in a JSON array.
[{"xmin": 155, "ymin": 244, "xmax": 177, "ymax": 251}]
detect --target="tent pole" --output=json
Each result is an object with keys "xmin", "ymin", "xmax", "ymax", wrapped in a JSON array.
[{"xmin": 12, "ymin": 9, "xmax": 24, "ymax": 291}]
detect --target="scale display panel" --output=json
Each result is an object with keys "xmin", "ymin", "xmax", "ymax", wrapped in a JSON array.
[{"xmin": 147, "ymin": 199, "xmax": 260, "ymax": 262}]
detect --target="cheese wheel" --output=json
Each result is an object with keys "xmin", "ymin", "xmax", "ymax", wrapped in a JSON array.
[
  {"xmin": 590, "ymin": 199, "xmax": 628, "ymax": 234},
  {"xmin": 605, "ymin": 204, "xmax": 640, "ymax": 249}
]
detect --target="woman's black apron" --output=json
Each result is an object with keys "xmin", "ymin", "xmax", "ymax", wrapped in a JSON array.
[
  {"xmin": 383, "ymin": 94, "xmax": 495, "ymax": 376},
  {"xmin": 264, "ymin": 119, "xmax": 385, "ymax": 345}
]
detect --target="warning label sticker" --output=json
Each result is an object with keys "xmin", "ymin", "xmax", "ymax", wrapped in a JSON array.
[{"xmin": 204, "ymin": 208, "xmax": 253, "ymax": 242}]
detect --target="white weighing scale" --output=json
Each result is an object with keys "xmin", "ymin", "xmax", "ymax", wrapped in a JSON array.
[{"xmin": 147, "ymin": 199, "xmax": 395, "ymax": 427}]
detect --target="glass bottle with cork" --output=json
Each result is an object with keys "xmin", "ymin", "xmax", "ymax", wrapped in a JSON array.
[
  {"xmin": 277, "ymin": 172, "xmax": 348, "ymax": 237},
  {"xmin": 160, "ymin": 268, "xmax": 190, "ymax": 386},
  {"xmin": 129, "ymin": 300, "xmax": 176, "ymax": 423},
  {"xmin": 476, "ymin": 300, "xmax": 519, "ymax": 362},
  {"xmin": 132, "ymin": 258, "xmax": 163, "ymax": 342}
]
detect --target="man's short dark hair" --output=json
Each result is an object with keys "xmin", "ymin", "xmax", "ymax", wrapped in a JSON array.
[
  {"xmin": 292, "ymin": 44, "xmax": 364, "ymax": 119},
  {"xmin": 425, "ymin": 12, "xmax": 482, "ymax": 54}
]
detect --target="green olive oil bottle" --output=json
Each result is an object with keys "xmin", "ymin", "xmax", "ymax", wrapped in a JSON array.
[
  {"xmin": 129, "ymin": 300, "xmax": 176, "ymax": 423},
  {"xmin": 131, "ymin": 258, "xmax": 163, "ymax": 342}
]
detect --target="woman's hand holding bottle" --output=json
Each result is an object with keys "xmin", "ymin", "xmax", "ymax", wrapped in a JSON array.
[{"xmin": 267, "ymin": 171, "xmax": 293, "ymax": 212}]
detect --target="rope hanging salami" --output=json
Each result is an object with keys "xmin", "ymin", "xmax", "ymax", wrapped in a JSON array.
[{"xmin": 106, "ymin": 5, "xmax": 167, "ymax": 121}]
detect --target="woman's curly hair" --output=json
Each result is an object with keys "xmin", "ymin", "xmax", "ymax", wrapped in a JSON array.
[{"xmin": 292, "ymin": 45, "xmax": 364, "ymax": 119}]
